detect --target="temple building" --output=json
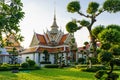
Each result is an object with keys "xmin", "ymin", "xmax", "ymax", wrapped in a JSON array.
[
  {"xmin": 4, "ymin": 33, "xmax": 24, "ymax": 53},
  {"xmin": 0, "ymin": 48, "xmax": 9, "ymax": 64},
  {"xmin": 0, "ymin": 33, "xmax": 24, "ymax": 64},
  {"xmin": 20, "ymin": 13, "xmax": 77, "ymax": 65}
]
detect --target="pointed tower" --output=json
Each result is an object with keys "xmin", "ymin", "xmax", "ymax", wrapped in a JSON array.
[{"xmin": 50, "ymin": 5, "xmax": 58, "ymax": 34}]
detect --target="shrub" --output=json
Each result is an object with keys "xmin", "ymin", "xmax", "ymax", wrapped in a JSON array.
[
  {"xmin": 21, "ymin": 62, "xmax": 29, "ymax": 68},
  {"xmin": 81, "ymin": 67, "xmax": 98, "ymax": 72},
  {"xmin": 9, "ymin": 64, "xmax": 20, "ymax": 69},
  {"xmin": 81, "ymin": 65, "xmax": 106, "ymax": 72},
  {"xmin": 76, "ymin": 65, "xmax": 87, "ymax": 69},
  {"xmin": 95, "ymin": 70, "xmax": 107, "ymax": 79},
  {"xmin": 0, "ymin": 63, "xmax": 11, "ymax": 70},
  {"xmin": 114, "ymin": 59, "xmax": 120, "ymax": 66},
  {"xmin": 27, "ymin": 60, "xmax": 35, "ymax": 67},
  {"xmin": 78, "ymin": 58, "xmax": 85, "ymax": 64},
  {"xmin": 34, "ymin": 65, "xmax": 41, "ymax": 70},
  {"xmin": 106, "ymin": 73, "xmax": 119, "ymax": 80},
  {"xmin": 1, "ymin": 63, "xmax": 10, "ymax": 67},
  {"xmin": 40, "ymin": 61, "xmax": 51, "ymax": 64},
  {"xmin": 44, "ymin": 64, "xmax": 59, "ymax": 68},
  {"xmin": 0, "ymin": 67, "xmax": 9, "ymax": 71},
  {"xmin": 89, "ymin": 57, "xmax": 98, "ymax": 64}
]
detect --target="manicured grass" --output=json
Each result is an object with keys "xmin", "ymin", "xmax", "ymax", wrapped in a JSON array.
[{"xmin": 0, "ymin": 68, "xmax": 120, "ymax": 80}]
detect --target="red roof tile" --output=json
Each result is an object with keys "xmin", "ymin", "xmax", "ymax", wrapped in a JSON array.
[
  {"xmin": 45, "ymin": 34, "xmax": 50, "ymax": 42},
  {"xmin": 20, "ymin": 47, "xmax": 38, "ymax": 54},
  {"xmin": 37, "ymin": 47, "xmax": 68, "ymax": 53},
  {"xmin": 36, "ymin": 34, "xmax": 47, "ymax": 45},
  {"xmin": 59, "ymin": 34, "xmax": 68, "ymax": 45}
]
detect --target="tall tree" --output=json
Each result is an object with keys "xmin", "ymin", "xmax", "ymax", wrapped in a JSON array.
[
  {"xmin": 0, "ymin": 0, "xmax": 24, "ymax": 47},
  {"xmin": 66, "ymin": 0, "xmax": 120, "ymax": 57}
]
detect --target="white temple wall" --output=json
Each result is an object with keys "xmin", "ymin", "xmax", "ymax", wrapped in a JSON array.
[
  {"xmin": 40, "ymin": 53, "xmax": 44, "ymax": 62},
  {"xmin": 49, "ymin": 54, "xmax": 54, "ymax": 64},
  {"xmin": 34, "ymin": 53, "xmax": 39, "ymax": 65},
  {"xmin": 0, "ymin": 56, "xmax": 9, "ymax": 63},
  {"xmin": 21, "ymin": 53, "xmax": 35, "ymax": 62}
]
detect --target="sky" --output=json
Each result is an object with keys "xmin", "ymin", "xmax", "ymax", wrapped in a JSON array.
[{"xmin": 20, "ymin": 0, "xmax": 120, "ymax": 48}]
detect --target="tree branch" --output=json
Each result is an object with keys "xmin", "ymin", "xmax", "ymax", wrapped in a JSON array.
[
  {"xmin": 77, "ymin": 26, "xmax": 83, "ymax": 30},
  {"xmin": 95, "ymin": 10, "xmax": 105, "ymax": 17},
  {"xmin": 77, "ymin": 11, "xmax": 91, "ymax": 18}
]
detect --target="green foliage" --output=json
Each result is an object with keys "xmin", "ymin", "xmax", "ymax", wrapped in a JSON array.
[
  {"xmin": 27, "ymin": 60, "xmax": 35, "ymax": 67},
  {"xmin": 44, "ymin": 64, "xmax": 59, "ymax": 68},
  {"xmin": 66, "ymin": 1, "xmax": 120, "ymax": 79},
  {"xmin": 1, "ymin": 63, "xmax": 10, "ymax": 67},
  {"xmin": 0, "ymin": 67, "xmax": 9, "ymax": 71},
  {"xmin": 21, "ymin": 62, "xmax": 29, "ymax": 68},
  {"xmin": 84, "ymin": 41, "xmax": 89, "ymax": 46},
  {"xmin": 106, "ymin": 73, "xmax": 119, "ymax": 80},
  {"xmin": 106, "ymin": 24, "xmax": 120, "ymax": 31},
  {"xmin": 0, "ymin": 0, "xmax": 24, "ymax": 46},
  {"xmin": 78, "ymin": 58, "xmax": 85, "ymax": 64},
  {"xmin": 96, "ymin": 48, "xmax": 102, "ymax": 54},
  {"xmin": 81, "ymin": 66, "xmax": 106, "ymax": 72},
  {"xmin": 98, "ymin": 29, "xmax": 120, "ymax": 44},
  {"xmin": 75, "ymin": 65, "xmax": 87, "ymax": 69},
  {"xmin": 67, "ymin": 1, "xmax": 80, "ymax": 13},
  {"xmin": 100, "ymin": 42, "xmax": 111, "ymax": 50},
  {"xmin": 66, "ymin": 21, "xmax": 78, "ymax": 33},
  {"xmin": 79, "ymin": 20, "xmax": 90, "ymax": 27},
  {"xmin": 95, "ymin": 70, "xmax": 107, "ymax": 79},
  {"xmin": 114, "ymin": 59, "xmax": 120, "ymax": 66},
  {"xmin": 103, "ymin": 0, "xmax": 120, "ymax": 13},
  {"xmin": 15, "ymin": 34, "xmax": 24, "ymax": 42},
  {"xmin": 87, "ymin": 2, "xmax": 99, "ymax": 14},
  {"xmin": 97, "ymin": 24, "xmax": 120, "ymax": 80},
  {"xmin": 71, "ymin": 38, "xmax": 75, "ymax": 43},
  {"xmin": 0, "ymin": 64, "xmax": 21, "ymax": 71},
  {"xmin": 92, "ymin": 25, "xmax": 105, "ymax": 38},
  {"xmin": 109, "ymin": 45, "xmax": 120, "ymax": 55},
  {"xmin": 98, "ymin": 51, "xmax": 113, "ymax": 63},
  {"xmin": 89, "ymin": 57, "xmax": 98, "ymax": 64}
]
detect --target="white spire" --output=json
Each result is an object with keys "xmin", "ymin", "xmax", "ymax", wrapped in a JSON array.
[{"xmin": 50, "ymin": 1, "xmax": 58, "ymax": 34}]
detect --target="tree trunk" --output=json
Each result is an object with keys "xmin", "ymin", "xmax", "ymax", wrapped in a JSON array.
[
  {"xmin": 89, "ymin": 30, "xmax": 97, "ymax": 57},
  {"xmin": 88, "ymin": 59, "xmax": 92, "ymax": 68}
]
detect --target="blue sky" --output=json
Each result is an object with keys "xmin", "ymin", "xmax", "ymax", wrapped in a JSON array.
[{"xmin": 20, "ymin": 0, "xmax": 120, "ymax": 48}]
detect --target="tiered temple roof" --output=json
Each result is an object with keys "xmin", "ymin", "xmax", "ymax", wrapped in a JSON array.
[{"xmin": 21, "ymin": 13, "xmax": 75, "ymax": 54}]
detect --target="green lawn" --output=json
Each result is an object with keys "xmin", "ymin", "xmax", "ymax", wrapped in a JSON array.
[{"xmin": 0, "ymin": 68, "xmax": 120, "ymax": 80}]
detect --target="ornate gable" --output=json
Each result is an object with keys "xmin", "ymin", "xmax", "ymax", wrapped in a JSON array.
[
  {"xmin": 3, "ymin": 33, "xmax": 23, "ymax": 52},
  {"xmin": 29, "ymin": 33, "xmax": 39, "ymax": 47},
  {"xmin": 36, "ymin": 34, "xmax": 47, "ymax": 45},
  {"xmin": 59, "ymin": 34, "xmax": 68, "ymax": 45},
  {"xmin": 4, "ymin": 34, "xmax": 20, "ymax": 47}
]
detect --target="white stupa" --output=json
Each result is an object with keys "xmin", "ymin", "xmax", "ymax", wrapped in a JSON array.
[{"xmin": 0, "ymin": 48, "xmax": 9, "ymax": 55}]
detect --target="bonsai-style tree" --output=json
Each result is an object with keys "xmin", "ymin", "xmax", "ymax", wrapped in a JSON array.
[
  {"xmin": 66, "ymin": 0, "xmax": 120, "ymax": 57},
  {"xmin": 81, "ymin": 41, "xmax": 97, "ymax": 68},
  {"xmin": 0, "ymin": 0, "xmax": 24, "ymax": 47},
  {"xmin": 92, "ymin": 25, "xmax": 105, "ymax": 42},
  {"xmin": 95, "ymin": 24, "xmax": 120, "ymax": 80}
]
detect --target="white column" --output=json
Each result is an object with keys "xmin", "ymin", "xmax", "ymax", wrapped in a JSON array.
[{"xmin": 64, "ymin": 46, "xmax": 66, "ymax": 51}]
